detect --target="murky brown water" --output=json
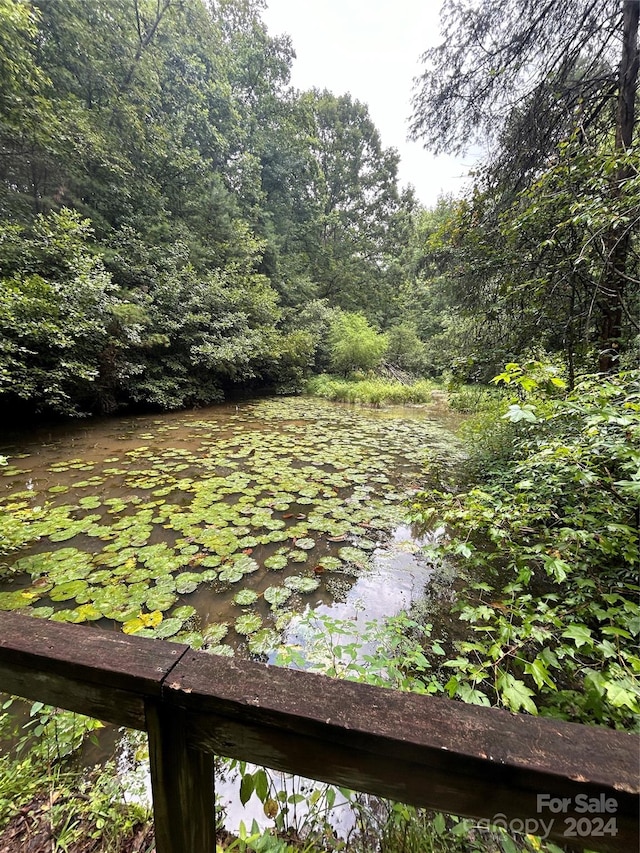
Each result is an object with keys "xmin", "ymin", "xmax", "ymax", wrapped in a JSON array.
[
  {"xmin": 0, "ymin": 395, "xmax": 465, "ymax": 836},
  {"xmin": 0, "ymin": 396, "xmax": 462, "ymax": 656}
]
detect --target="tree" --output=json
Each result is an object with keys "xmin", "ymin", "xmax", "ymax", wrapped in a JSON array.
[
  {"xmin": 328, "ymin": 312, "xmax": 387, "ymax": 375},
  {"xmin": 0, "ymin": 210, "xmax": 115, "ymax": 414},
  {"xmin": 301, "ymin": 91, "xmax": 405, "ymax": 320},
  {"xmin": 411, "ymin": 0, "xmax": 639, "ymax": 371}
]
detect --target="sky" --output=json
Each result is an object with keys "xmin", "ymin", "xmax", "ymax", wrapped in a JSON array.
[{"xmin": 260, "ymin": 0, "xmax": 476, "ymax": 206}]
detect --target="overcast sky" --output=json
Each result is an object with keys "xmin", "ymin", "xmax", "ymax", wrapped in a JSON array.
[{"xmin": 261, "ymin": 0, "xmax": 476, "ymax": 206}]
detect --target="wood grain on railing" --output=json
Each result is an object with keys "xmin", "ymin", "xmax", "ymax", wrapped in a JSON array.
[{"xmin": 0, "ymin": 611, "xmax": 637, "ymax": 853}]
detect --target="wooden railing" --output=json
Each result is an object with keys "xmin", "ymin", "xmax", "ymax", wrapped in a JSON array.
[{"xmin": 0, "ymin": 611, "xmax": 637, "ymax": 853}]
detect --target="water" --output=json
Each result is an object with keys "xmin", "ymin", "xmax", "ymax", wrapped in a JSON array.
[
  {"xmin": 0, "ymin": 396, "xmax": 462, "ymax": 655},
  {"xmin": 0, "ymin": 395, "xmax": 464, "ymax": 836}
]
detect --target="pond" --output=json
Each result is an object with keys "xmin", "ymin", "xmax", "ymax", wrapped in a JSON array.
[{"xmin": 0, "ymin": 396, "xmax": 462, "ymax": 658}]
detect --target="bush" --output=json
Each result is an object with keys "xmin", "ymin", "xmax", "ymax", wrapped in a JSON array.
[
  {"xmin": 409, "ymin": 368, "xmax": 640, "ymax": 726},
  {"xmin": 328, "ymin": 312, "xmax": 387, "ymax": 375}
]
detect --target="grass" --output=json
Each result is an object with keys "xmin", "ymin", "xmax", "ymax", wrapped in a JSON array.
[{"xmin": 305, "ymin": 374, "xmax": 439, "ymax": 405}]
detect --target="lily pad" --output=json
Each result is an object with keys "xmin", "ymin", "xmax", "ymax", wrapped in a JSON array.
[
  {"xmin": 233, "ymin": 589, "xmax": 259, "ymax": 606},
  {"xmin": 145, "ymin": 589, "xmax": 178, "ymax": 611},
  {"xmin": 172, "ymin": 605, "xmax": 197, "ymax": 621},
  {"xmin": 78, "ymin": 496, "xmax": 102, "ymax": 510},
  {"xmin": 49, "ymin": 580, "xmax": 89, "ymax": 601},
  {"xmin": 294, "ymin": 537, "xmax": 315, "ymax": 550},
  {"xmin": 218, "ymin": 565, "xmax": 243, "ymax": 584},
  {"xmin": 338, "ymin": 547, "xmax": 370, "ymax": 567},
  {"xmin": 173, "ymin": 631, "xmax": 204, "ymax": 649},
  {"xmin": 263, "ymin": 586, "xmax": 293, "ymax": 609},
  {"xmin": 152, "ymin": 617, "xmax": 184, "ymax": 639},
  {"xmin": 175, "ymin": 573, "xmax": 201, "ymax": 595},
  {"xmin": 203, "ymin": 644, "xmax": 234, "ymax": 657},
  {"xmin": 0, "ymin": 591, "xmax": 34, "ymax": 609},
  {"xmin": 287, "ymin": 550, "xmax": 308, "ymax": 563},
  {"xmin": 232, "ymin": 555, "xmax": 260, "ymax": 575},
  {"xmin": 264, "ymin": 554, "xmax": 287, "ymax": 571},
  {"xmin": 202, "ymin": 622, "xmax": 229, "ymax": 645},
  {"xmin": 284, "ymin": 576, "xmax": 321, "ymax": 594},
  {"xmin": 247, "ymin": 628, "xmax": 281, "ymax": 656},
  {"xmin": 317, "ymin": 556, "xmax": 342, "ymax": 571},
  {"xmin": 30, "ymin": 606, "xmax": 55, "ymax": 619},
  {"xmin": 235, "ymin": 613, "xmax": 263, "ymax": 635}
]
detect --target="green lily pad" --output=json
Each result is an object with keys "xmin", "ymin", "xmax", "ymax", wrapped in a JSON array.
[
  {"xmin": 318, "ymin": 556, "xmax": 342, "ymax": 571},
  {"xmin": 284, "ymin": 576, "xmax": 321, "ymax": 594},
  {"xmin": 50, "ymin": 609, "xmax": 78, "ymax": 622},
  {"xmin": 172, "ymin": 605, "xmax": 197, "ymax": 621},
  {"xmin": 200, "ymin": 569, "xmax": 218, "ymax": 582},
  {"xmin": 49, "ymin": 580, "xmax": 89, "ymax": 601},
  {"xmin": 338, "ymin": 547, "xmax": 370, "ymax": 567},
  {"xmin": 30, "ymin": 606, "xmax": 55, "ymax": 619},
  {"xmin": 145, "ymin": 590, "xmax": 178, "ymax": 611},
  {"xmin": 232, "ymin": 555, "xmax": 260, "ymax": 575},
  {"xmin": 264, "ymin": 554, "xmax": 287, "ymax": 571},
  {"xmin": 218, "ymin": 565, "xmax": 243, "ymax": 583},
  {"xmin": 203, "ymin": 644, "xmax": 234, "ymax": 657},
  {"xmin": 233, "ymin": 589, "xmax": 259, "ymax": 606},
  {"xmin": 175, "ymin": 574, "xmax": 201, "ymax": 594},
  {"xmin": 0, "ymin": 590, "xmax": 35, "ymax": 610},
  {"xmin": 173, "ymin": 631, "xmax": 204, "ymax": 649},
  {"xmin": 247, "ymin": 629, "xmax": 280, "ymax": 656},
  {"xmin": 203, "ymin": 622, "xmax": 229, "ymax": 644},
  {"xmin": 294, "ymin": 537, "xmax": 315, "ymax": 550},
  {"xmin": 78, "ymin": 496, "xmax": 102, "ymax": 510},
  {"xmin": 287, "ymin": 550, "xmax": 308, "ymax": 563},
  {"xmin": 152, "ymin": 617, "xmax": 184, "ymax": 639},
  {"xmin": 263, "ymin": 586, "xmax": 293, "ymax": 609},
  {"xmin": 235, "ymin": 613, "xmax": 263, "ymax": 635}
]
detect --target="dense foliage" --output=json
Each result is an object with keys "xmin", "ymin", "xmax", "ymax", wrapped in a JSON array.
[
  {"xmin": 0, "ymin": 2, "xmax": 638, "ymax": 850},
  {"xmin": 409, "ymin": 0, "xmax": 639, "ymax": 380},
  {"xmin": 410, "ymin": 367, "xmax": 640, "ymax": 728},
  {"xmin": 0, "ymin": 0, "xmax": 413, "ymax": 416}
]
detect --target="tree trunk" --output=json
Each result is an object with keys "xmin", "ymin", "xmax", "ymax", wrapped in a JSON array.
[{"xmin": 598, "ymin": 0, "xmax": 639, "ymax": 372}]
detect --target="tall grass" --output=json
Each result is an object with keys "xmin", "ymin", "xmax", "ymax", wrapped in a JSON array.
[{"xmin": 305, "ymin": 374, "xmax": 438, "ymax": 405}]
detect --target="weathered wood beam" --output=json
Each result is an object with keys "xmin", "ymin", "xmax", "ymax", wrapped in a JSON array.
[
  {"xmin": 165, "ymin": 650, "xmax": 640, "ymax": 853},
  {"xmin": 146, "ymin": 703, "xmax": 216, "ymax": 853},
  {"xmin": 0, "ymin": 613, "xmax": 637, "ymax": 853},
  {"xmin": 0, "ymin": 611, "xmax": 187, "ymax": 728}
]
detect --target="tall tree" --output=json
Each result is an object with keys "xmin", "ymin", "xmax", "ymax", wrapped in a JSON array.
[
  {"xmin": 411, "ymin": 0, "xmax": 639, "ymax": 370},
  {"xmin": 301, "ymin": 90, "xmax": 404, "ymax": 320}
]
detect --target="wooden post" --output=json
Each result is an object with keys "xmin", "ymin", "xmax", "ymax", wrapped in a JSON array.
[{"xmin": 146, "ymin": 702, "xmax": 216, "ymax": 853}]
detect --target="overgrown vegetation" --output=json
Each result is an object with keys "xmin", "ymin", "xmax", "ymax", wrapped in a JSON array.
[
  {"xmin": 410, "ymin": 366, "xmax": 640, "ymax": 727},
  {"xmin": 1, "ymin": 0, "xmax": 639, "ymax": 850},
  {"xmin": 0, "ymin": 703, "xmax": 153, "ymax": 852},
  {"xmin": 306, "ymin": 375, "xmax": 438, "ymax": 406}
]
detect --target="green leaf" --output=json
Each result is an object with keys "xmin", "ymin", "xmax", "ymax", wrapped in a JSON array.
[
  {"xmin": 240, "ymin": 774, "xmax": 254, "ymax": 806},
  {"xmin": 263, "ymin": 586, "xmax": 293, "ymax": 609},
  {"xmin": 284, "ymin": 575, "xmax": 320, "ymax": 593},
  {"xmin": 247, "ymin": 628, "xmax": 281, "ymax": 656},
  {"xmin": 561, "ymin": 624, "xmax": 593, "ymax": 648},
  {"xmin": 254, "ymin": 769, "xmax": 269, "ymax": 803},
  {"xmin": 604, "ymin": 680, "xmax": 640, "ymax": 711},
  {"xmin": 235, "ymin": 613, "xmax": 262, "ymax": 635},
  {"xmin": 497, "ymin": 673, "xmax": 537, "ymax": 714},
  {"xmin": 233, "ymin": 589, "xmax": 259, "ymax": 606},
  {"xmin": 524, "ymin": 658, "xmax": 556, "ymax": 690},
  {"xmin": 501, "ymin": 404, "xmax": 538, "ymax": 423}
]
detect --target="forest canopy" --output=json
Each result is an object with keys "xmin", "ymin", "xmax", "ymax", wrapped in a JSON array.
[
  {"xmin": 0, "ymin": 0, "xmax": 415, "ymax": 415},
  {"xmin": 0, "ymin": 0, "xmax": 638, "ymax": 418}
]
